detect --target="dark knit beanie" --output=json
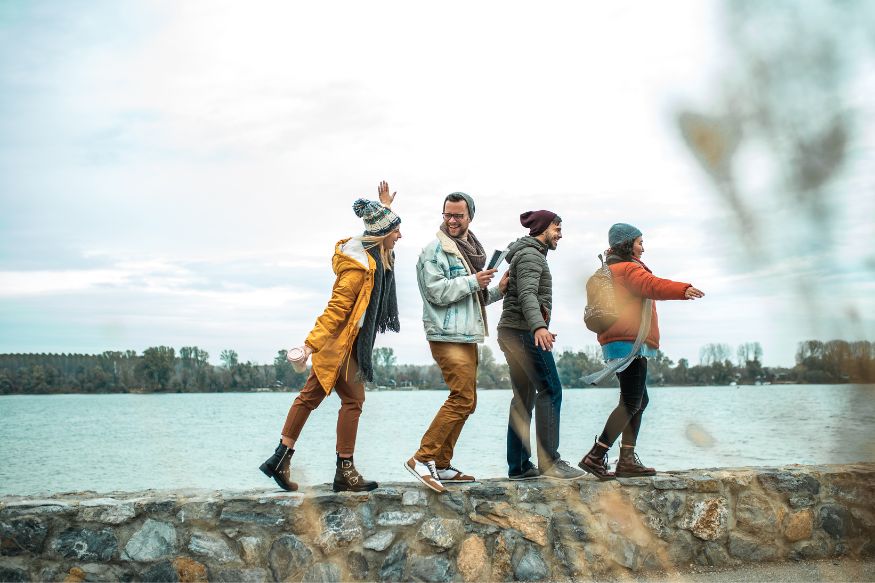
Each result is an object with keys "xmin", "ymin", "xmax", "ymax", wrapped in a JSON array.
[
  {"xmin": 520, "ymin": 210, "xmax": 558, "ymax": 236},
  {"xmin": 353, "ymin": 199, "xmax": 401, "ymax": 236},
  {"xmin": 608, "ymin": 223, "xmax": 642, "ymax": 247},
  {"xmin": 445, "ymin": 192, "xmax": 475, "ymax": 220}
]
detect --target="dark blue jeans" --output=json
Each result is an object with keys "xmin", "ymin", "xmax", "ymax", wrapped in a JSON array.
[{"xmin": 498, "ymin": 327, "xmax": 563, "ymax": 474}]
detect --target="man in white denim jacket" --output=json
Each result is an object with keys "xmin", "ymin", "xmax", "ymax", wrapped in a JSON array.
[{"xmin": 404, "ymin": 192, "xmax": 507, "ymax": 493}]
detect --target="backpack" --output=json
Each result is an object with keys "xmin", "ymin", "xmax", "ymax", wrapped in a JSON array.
[{"xmin": 583, "ymin": 254, "xmax": 618, "ymax": 333}]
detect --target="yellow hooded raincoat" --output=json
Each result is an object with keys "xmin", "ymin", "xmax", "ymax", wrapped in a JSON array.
[{"xmin": 304, "ymin": 238, "xmax": 376, "ymax": 395}]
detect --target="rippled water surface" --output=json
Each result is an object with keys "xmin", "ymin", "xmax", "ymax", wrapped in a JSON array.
[{"xmin": 1, "ymin": 384, "xmax": 873, "ymax": 495}]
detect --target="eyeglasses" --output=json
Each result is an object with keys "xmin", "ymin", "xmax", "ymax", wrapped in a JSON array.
[{"xmin": 442, "ymin": 213, "xmax": 468, "ymax": 221}]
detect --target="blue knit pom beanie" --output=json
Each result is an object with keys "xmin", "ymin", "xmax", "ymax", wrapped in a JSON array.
[
  {"xmin": 608, "ymin": 223, "xmax": 642, "ymax": 247},
  {"xmin": 353, "ymin": 199, "xmax": 401, "ymax": 236}
]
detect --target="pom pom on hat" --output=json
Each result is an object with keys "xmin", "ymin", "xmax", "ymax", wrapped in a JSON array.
[{"xmin": 353, "ymin": 198, "xmax": 401, "ymax": 236}]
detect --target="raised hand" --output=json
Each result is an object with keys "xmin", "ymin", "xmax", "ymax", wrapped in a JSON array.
[{"xmin": 378, "ymin": 180, "xmax": 396, "ymax": 207}]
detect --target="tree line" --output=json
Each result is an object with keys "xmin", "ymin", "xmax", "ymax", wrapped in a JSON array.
[{"xmin": 0, "ymin": 339, "xmax": 872, "ymax": 395}]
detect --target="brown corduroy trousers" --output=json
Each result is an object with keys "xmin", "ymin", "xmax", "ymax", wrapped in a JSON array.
[
  {"xmin": 280, "ymin": 355, "xmax": 365, "ymax": 456},
  {"xmin": 414, "ymin": 342, "xmax": 478, "ymax": 467}
]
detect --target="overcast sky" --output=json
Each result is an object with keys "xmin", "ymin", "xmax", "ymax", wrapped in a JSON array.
[{"xmin": 1, "ymin": 1, "xmax": 872, "ymax": 369}]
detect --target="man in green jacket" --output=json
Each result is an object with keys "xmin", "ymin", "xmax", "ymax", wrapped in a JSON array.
[{"xmin": 498, "ymin": 210, "xmax": 585, "ymax": 480}]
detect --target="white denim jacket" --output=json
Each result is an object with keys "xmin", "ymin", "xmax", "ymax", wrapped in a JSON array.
[{"xmin": 416, "ymin": 230, "xmax": 503, "ymax": 343}]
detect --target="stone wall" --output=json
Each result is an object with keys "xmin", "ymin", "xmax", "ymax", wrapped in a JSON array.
[{"xmin": 1, "ymin": 464, "xmax": 873, "ymax": 582}]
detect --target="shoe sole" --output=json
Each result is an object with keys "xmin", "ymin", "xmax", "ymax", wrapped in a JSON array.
[
  {"xmin": 615, "ymin": 471, "xmax": 657, "ymax": 478},
  {"xmin": 577, "ymin": 462, "xmax": 617, "ymax": 481},
  {"xmin": 508, "ymin": 474, "xmax": 540, "ymax": 481},
  {"xmin": 332, "ymin": 481, "xmax": 378, "ymax": 493},
  {"xmin": 403, "ymin": 461, "xmax": 446, "ymax": 493},
  {"xmin": 541, "ymin": 472, "xmax": 586, "ymax": 481},
  {"xmin": 440, "ymin": 479, "xmax": 478, "ymax": 484}
]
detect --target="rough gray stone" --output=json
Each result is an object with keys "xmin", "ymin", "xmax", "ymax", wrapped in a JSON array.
[
  {"xmin": 220, "ymin": 502, "xmax": 286, "ymax": 527},
  {"xmin": 687, "ymin": 475, "xmax": 721, "ymax": 493},
  {"xmin": 417, "ymin": 517, "xmax": 464, "ymax": 550},
  {"xmin": 303, "ymin": 562, "xmax": 341, "ymax": 583},
  {"xmin": 735, "ymin": 492, "xmax": 781, "ymax": 534},
  {"xmin": 51, "ymin": 527, "xmax": 117, "ymax": 562},
  {"xmin": 122, "ymin": 519, "xmax": 176, "ymax": 561},
  {"xmin": 238, "ymin": 536, "xmax": 264, "ymax": 564},
  {"xmin": 317, "ymin": 506, "xmax": 362, "ymax": 553},
  {"xmin": 819, "ymin": 504, "xmax": 854, "ymax": 538},
  {"xmin": 728, "ymin": 531, "xmax": 780, "ymax": 561},
  {"xmin": 137, "ymin": 499, "xmax": 177, "ymax": 515},
  {"xmin": 653, "ymin": 476, "xmax": 688, "ymax": 490},
  {"xmin": 376, "ymin": 511, "xmax": 423, "ymax": 526},
  {"xmin": 370, "ymin": 487, "xmax": 403, "ymax": 503},
  {"xmin": 379, "ymin": 541, "xmax": 408, "ymax": 582},
  {"xmin": 467, "ymin": 483, "xmax": 507, "ymax": 499},
  {"xmin": 363, "ymin": 530, "xmax": 395, "ymax": 551},
  {"xmin": 409, "ymin": 554, "xmax": 453, "ymax": 583},
  {"xmin": 37, "ymin": 565, "xmax": 62, "ymax": 582},
  {"xmin": 214, "ymin": 568, "xmax": 269, "ymax": 582},
  {"xmin": 512, "ymin": 543, "xmax": 549, "ymax": 581},
  {"xmin": 0, "ymin": 501, "xmax": 75, "ymax": 517},
  {"xmin": 1, "ymin": 517, "xmax": 48, "ymax": 555},
  {"xmin": 437, "ymin": 492, "xmax": 466, "ymax": 515},
  {"xmin": 177, "ymin": 501, "xmax": 220, "ymax": 523},
  {"xmin": 346, "ymin": 550, "xmax": 370, "ymax": 581},
  {"xmin": 608, "ymin": 533, "xmax": 642, "ymax": 571},
  {"xmin": 268, "ymin": 534, "xmax": 313, "ymax": 582},
  {"xmin": 791, "ymin": 538, "xmax": 830, "ymax": 560},
  {"xmin": 0, "ymin": 567, "xmax": 29, "ymax": 583},
  {"xmin": 141, "ymin": 560, "xmax": 178, "ymax": 582},
  {"xmin": 402, "ymin": 490, "xmax": 429, "ymax": 506},
  {"xmin": 759, "ymin": 471, "xmax": 820, "ymax": 500},
  {"xmin": 188, "ymin": 531, "xmax": 239, "ymax": 563},
  {"xmin": 683, "ymin": 497, "xmax": 728, "ymax": 541},
  {"xmin": 79, "ymin": 499, "xmax": 137, "ymax": 525},
  {"xmin": 694, "ymin": 542, "xmax": 734, "ymax": 567},
  {"xmin": 635, "ymin": 490, "xmax": 686, "ymax": 523},
  {"xmin": 516, "ymin": 484, "xmax": 547, "ymax": 503}
]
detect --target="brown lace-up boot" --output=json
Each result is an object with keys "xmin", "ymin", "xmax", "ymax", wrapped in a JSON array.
[
  {"xmin": 615, "ymin": 444, "xmax": 656, "ymax": 477},
  {"xmin": 333, "ymin": 456, "xmax": 378, "ymax": 492},
  {"xmin": 259, "ymin": 441, "xmax": 298, "ymax": 491},
  {"xmin": 578, "ymin": 438, "xmax": 616, "ymax": 481}
]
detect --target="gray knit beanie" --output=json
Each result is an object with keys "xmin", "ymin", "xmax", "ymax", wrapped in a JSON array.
[
  {"xmin": 353, "ymin": 199, "xmax": 401, "ymax": 236},
  {"xmin": 608, "ymin": 223, "xmax": 642, "ymax": 247},
  {"xmin": 445, "ymin": 192, "xmax": 475, "ymax": 220}
]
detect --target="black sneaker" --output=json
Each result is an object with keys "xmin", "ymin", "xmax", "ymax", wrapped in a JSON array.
[
  {"xmin": 541, "ymin": 459, "xmax": 585, "ymax": 480},
  {"xmin": 509, "ymin": 467, "xmax": 540, "ymax": 480}
]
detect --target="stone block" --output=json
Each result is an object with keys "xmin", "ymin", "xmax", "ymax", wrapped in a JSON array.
[
  {"xmin": 728, "ymin": 531, "xmax": 780, "ymax": 561},
  {"xmin": 176, "ymin": 501, "xmax": 220, "ymax": 523},
  {"xmin": 687, "ymin": 475, "xmax": 721, "ymax": 493},
  {"xmin": 303, "ymin": 562, "xmax": 341, "ymax": 583},
  {"xmin": 346, "ymin": 550, "xmax": 370, "ymax": 581},
  {"xmin": 512, "ymin": 542, "xmax": 549, "ymax": 581},
  {"xmin": 376, "ymin": 511, "xmax": 423, "ymax": 527},
  {"xmin": 122, "ymin": 519, "xmax": 176, "ymax": 561},
  {"xmin": 219, "ymin": 501, "xmax": 285, "ymax": 527},
  {"xmin": 735, "ymin": 491, "xmax": 783, "ymax": 534},
  {"xmin": 140, "ymin": 560, "xmax": 178, "ymax": 582},
  {"xmin": 791, "ymin": 537, "xmax": 830, "ymax": 561},
  {"xmin": 363, "ymin": 530, "xmax": 395, "ymax": 552},
  {"xmin": 784, "ymin": 508, "xmax": 814, "ymax": 542},
  {"xmin": 682, "ymin": 497, "xmax": 728, "ymax": 541},
  {"xmin": 78, "ymin": 498, "xmax": 137, "ymax": 525},
  {"xmin": 409, "ymin": 554, "xmax": 453, "ymax": 583},
  {"xmin": 652, "ymin": 476, "xmax": 688, "ymax": 490},
  {"xmin": 417, "ymin": 517, "xmax": 464, "ymax": 550},
  {"xmin": 237, "ymin": 536, "xmax": 265, "ymax": 564},
  {"xmin": 268, "ymin": 535, "xmax": 314, "ymax": 582},
  {"xmin": 758, "ymin": 470, "xmax": 820, "ymax": 501},
  {"xmin": 819, "ymin": 504, "xmax": 854, "ymax": 539},
  {"xmin": 607, "ymin": 533, "xmax": 642, "ymax": 571},
  {"xmin": 317, "ymin": 506, "xmax": 363, "ymax": 553},
  {"xmin": 51, "ymin": 527, "xmax": 118, "ymax": 562},
  {"xmin": 456, "ymin": 535, "xmax": 488, "ymax": 582},
  {"xmin": 188, "ymin": 531, "xmax": 239, "ymax": 563},
  {"xmin": 693, "ymin": 541, "xmax": 734, "ymax": 567},
  {"xmin": 172, "ymin": 557, "xmax": 208, "ymax": 582},
  {"xmin": 0, "ymin": 517, "xmax": 48, "ymax": 555},
  {"xmin": 0, "ymin": 566, "xmax": 29, "ymax": 583},
  {"xmin": 470, "ymin": 501, "xmax": 548, "ymax": 546},
  {"xmin": 379, "ymin": 541, "xmax": 408, "ymax": 582},
  {"xmin": 401, "ymin": 490, "xmax": 429, "ymax": 506}
]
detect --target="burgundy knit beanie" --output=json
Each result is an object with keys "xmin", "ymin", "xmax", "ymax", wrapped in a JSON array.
[{"xmin": 520, "ymin": 210, "xmax": 558, "ymax": 236}]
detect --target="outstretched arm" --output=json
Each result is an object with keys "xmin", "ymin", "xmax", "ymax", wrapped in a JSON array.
[{"xmin": 378, "ymin": 181, "xmax": 396, "ymax": 207}]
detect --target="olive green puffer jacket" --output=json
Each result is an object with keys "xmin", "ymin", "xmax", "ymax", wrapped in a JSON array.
[{"xmin": 497, "ymin": 236, "xmax": 553, "ymax": 333}]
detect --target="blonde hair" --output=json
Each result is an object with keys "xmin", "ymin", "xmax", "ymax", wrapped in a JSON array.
[{"xmin": 359, "ymin": 231, "xmax": 396, "ymax": 269}]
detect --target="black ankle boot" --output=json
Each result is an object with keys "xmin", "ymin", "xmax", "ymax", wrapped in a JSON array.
[
  {"xmin": 578, "ymin": 438, "xmax": 616, "ymax": 481},
  {"xmin": 259, "ymin": 441, "xmax": 298, "ymax": 491},
  {"xmin": 333, "ymin": 456, "xmax": 378, "ymax": 492},
  {"xmin": 615, "ymin": 445, "xmax": 656, "ymax": 477}
]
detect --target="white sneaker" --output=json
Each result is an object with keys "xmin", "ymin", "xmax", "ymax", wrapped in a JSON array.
[
  {"xmin": 404, "ymin": 457, "xmax": 446, "ymax": 493},
  {"xmin": 435, "ymin": 465, "xmax": 476, "ymax": 483}
]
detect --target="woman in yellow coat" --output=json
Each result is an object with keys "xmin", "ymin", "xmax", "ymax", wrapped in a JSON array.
[{"xmin": 260, "ymin": 181, "xmax": 402, "ymax": 492}]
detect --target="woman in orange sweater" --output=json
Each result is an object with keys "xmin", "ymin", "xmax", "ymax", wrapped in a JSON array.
[
  {"xmin": 579, "ymin": 223, "xmax": 704, "ymax": 480},
  {"xmin": 260, "ymin": 182, "xmax": 402, "ymax": 493}
]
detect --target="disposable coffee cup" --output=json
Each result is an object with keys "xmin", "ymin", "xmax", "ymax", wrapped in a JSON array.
[{"xmin": 287, "ymin": 346, "xmax": 308, "ymax": 373}]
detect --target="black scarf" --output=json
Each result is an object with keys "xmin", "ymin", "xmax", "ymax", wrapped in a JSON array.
[{"xmin": 355, "ymin": 246, "xmax": 400, "ymax": 383}]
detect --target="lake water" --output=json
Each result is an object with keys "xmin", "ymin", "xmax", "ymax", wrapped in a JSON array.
[{"xmin": 1, "ymin": 384, "xmax": 873, "ymax": 495}]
